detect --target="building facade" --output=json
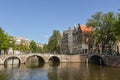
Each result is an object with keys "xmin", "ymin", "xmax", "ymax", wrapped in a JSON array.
[
  {"xmin": 8, "ymin": 36, "xmax": 31, "ymax": 54},
  {"xmin": 61, "ymin": 27, "xmax": 73, "ymax": 54},
  {"xmin": 61, "ymin": 24, "xmax": 93, "ymax": 54},
  {"xmin": 14, "ymin": 36, "xmax": 30, "ymax": 46},
  {"xmin": 36, "ymin": 43, "xmax": 44, "ymax": 48}
]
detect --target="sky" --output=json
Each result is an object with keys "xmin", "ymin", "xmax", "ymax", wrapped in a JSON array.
[{"xmin": 0, "ymin": 0, "xmax": 120, "ymax": 44}]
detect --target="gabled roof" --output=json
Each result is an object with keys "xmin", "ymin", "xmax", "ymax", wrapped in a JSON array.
[{"xmin": 80, "ymin": 25, "xmax": 93, "ymax": 32}]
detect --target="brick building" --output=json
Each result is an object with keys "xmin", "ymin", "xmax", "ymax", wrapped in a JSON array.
[{"xmin": 61, "ymin": 24, "xmax": 93, "ymax": 54}]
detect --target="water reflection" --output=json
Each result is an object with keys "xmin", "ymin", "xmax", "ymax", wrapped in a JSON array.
[
  {"xmin": 25, "ymin": 55, "xmax": 46, "ymax": 69},
  {"xmin": 4, "ymin": 58, "xmax": 20, "ymax": 68},
  {"xmin": 0, "ymin": 63, "xmax": 120, "ymax": 80},
  {"xmin": 47, "ymin": 63, "xmax": 120, "ymax": 80},
  {"xmin": 49, "ymin": 62, "xmax": 60, "ymax": 67},
  {"xmin": 48, "ymin": 63, "xmax": 87, "ymax": 80},
  {"xmin": 0, "ymin": 71, "xmax": 8, "ymax": 80},
  {"xmin": 26, "ymin": 63, "xmax": 45, "ymax": 68}
]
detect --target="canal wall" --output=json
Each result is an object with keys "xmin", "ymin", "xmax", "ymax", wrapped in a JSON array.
[
  {"xmin": 60, "ymin": 55, "xmax": 87, "ymax": 63},
  {"xmin": 105, "ymin": 55, "xmax": 120, "ymax": 67}
]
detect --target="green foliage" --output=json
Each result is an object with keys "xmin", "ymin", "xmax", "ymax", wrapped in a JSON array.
[
  {"xmin": 0, "ymin": 27, "xmax": 10, "ymax": 54},
  {"xmin": 47, "ymin": 30, "xmax": 62, "ymax": 54},
  {"xmin": 36, "ymin": 46, "xmax": 43, "ymax": 53},
  {"xmin": 9, "ymin": 37, "xmax": 30, "ymax": 53},
  {"xmin": 86, "ymin": 11, "xmax": 117, "ymax": 52},
  {"xmin": 19, "ymin": 43, "xmax": 30, "ymax": 52},
  {"xmin": 29, "ymin": 40, "xmax": 43, "ymax": 53},
  {"xmin": 0, "ymin": 27, "xmax": 5, "ymax": 51},
  {"xmin": 29, "ymin": 40, "xmax": 37, "ymax": 53},
  {"xmin": 113, "ymin": 13, "xmax": 120, "ymax": 41},
  {"xmin": 9, "ymin": 36, "xmax": 15, "ymax": 50},
  {"xmin": 43, "ymin": 44, "xmax": 49, "ymax": 53}
]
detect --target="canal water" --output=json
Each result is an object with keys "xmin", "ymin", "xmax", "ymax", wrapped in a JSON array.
[{"xmin": 0, "ymin": 63, "xmax": 120, "ymax": 80}]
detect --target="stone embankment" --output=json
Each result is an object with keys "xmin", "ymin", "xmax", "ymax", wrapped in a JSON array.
[{"xmin": 105, "ymin": 55, "xmax": 120, "ymax": 67}]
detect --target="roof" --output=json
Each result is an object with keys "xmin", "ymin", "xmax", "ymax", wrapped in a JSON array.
[{"xmin": 80, "ymin": 25, "xmax": 93, "ymax": 32}]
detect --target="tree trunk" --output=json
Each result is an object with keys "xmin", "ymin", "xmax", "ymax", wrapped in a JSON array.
[{"xmin": 4, "ymin": 49, "xmax": 8, "ymax": 55}]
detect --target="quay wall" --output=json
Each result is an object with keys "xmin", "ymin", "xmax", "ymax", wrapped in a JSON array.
[
  {"xmin": 60, "ymin": 55, "xmax": 87, "ymax": 63},
  {"xmin": 105, "ymin": 55, "xmax": 120, "ymax": 67}
]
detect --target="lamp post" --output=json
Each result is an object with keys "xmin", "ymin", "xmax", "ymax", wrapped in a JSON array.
[
  {"xmin": 9, "ymin": 38, "xmax": 15, "ymax": 66},
  {"xmin": 9, "ymin": 39, "xmax": 14, "ymax": 55},
  {"xmin": 11, "ymin": 39, "xmax": 15, "ymax": 55}
]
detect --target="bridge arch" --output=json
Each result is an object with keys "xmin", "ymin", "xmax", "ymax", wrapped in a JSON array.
[
  {"xmin": 4, "ymin": 56, "xmax": 21, "ymax": 67},
  {"xmin": 48, "ymin": 56, "xmax": 60, "ymax": 65},
  {"xmin": 88, "ymin": 55, "xmax": 106, "ymax": 65},
  {"xmin": 25, "ymin": 55, "xmax": 45, "ymax": 64}
]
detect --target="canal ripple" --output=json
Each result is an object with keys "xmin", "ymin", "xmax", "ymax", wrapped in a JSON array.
[{"xmin": 0, "ymin": 63, "xmax": 120, "ymax": 80}]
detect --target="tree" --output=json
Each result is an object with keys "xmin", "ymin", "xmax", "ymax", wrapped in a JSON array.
[
  {"xmin": 43, "ymin": 44, "xmax": 49, "ymax": 53},
  {"xmin": 9, "ymin": 36, "xmax": 16, "ymax": 54},
  {"xmin": 29, "ymin": 40, "xmax": 37, "ymax": 53},
  {"xmin": 0, "ymin": 27, "xmax": 10, "ymax": 54},
  {"xmin": 86, "ymin": 12, "xmax": 116, "ymax": 54},
  {"xmin": 3, "ymin": 34, "xmax": 10, "ymax": 54},
  {"xmin": 36, "ymin": 46, "xmax": 43, "ymax": 53},
  {"xmin": 0, "ymin": 27, "xmax": 4, "ymax": 54},
  {"xmin": 113, "ymin": 13, "xmax": 120, "ymax": 41},
  {"xmin": 19, "ymin": 43, "xmax": 30, "ymax": 53},
  {"xmin": 47, "ymin": 30, "xmax": 62, "ymax": 54}
]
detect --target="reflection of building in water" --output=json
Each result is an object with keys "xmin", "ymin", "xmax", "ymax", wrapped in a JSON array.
[{"xmin": 47, "ymin": 63, "xmax": 88, "ymax": 80}]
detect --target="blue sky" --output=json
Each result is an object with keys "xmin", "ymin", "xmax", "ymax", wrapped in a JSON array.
[{"xmin": 0, "ymin": 0, "xmax": 120, "ymax": 44}]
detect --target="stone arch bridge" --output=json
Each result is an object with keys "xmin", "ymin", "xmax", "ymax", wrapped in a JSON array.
[
  {"xmin": 0, "ymin": 53, "xmax": 119, "ymax": 67},
  {"xmin": 88, "ymin": 54, "xmax": 107, "ymax": 65},
  {"xmin": 88, "ymin": 54, "xmax": 120, "ymax": 67},
  {"xmin": 0, "ymin": 53, "xmax": 87, "ymax": 65}
]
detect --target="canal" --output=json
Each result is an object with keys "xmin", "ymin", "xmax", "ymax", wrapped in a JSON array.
[{"xmin": 0, "ymin": 63, "xmax": 120, "ymax": 80}]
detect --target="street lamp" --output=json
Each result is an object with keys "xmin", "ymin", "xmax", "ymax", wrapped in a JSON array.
[
  {"xmin": 9, "ymin": 38, "xmax": 15, "ymax": 66},
  {"xmin": 9, "ymin": 37, "xmax": 15, "ymax": 55}
]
